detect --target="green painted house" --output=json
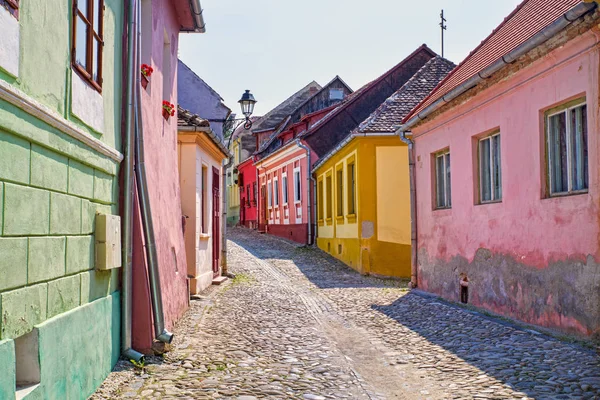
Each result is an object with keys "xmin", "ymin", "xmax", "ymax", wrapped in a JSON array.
[{"xmin": 0, "ymin": 0, "xmax": 124, "ymax": 398}]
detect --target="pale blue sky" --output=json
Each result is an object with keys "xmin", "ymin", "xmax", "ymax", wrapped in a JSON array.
[{"xmin": 179, "ymin": 0, "xmax": 522, "ymax": 117}]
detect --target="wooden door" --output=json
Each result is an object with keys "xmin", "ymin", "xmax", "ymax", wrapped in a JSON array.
[{"xmin": 212, "ymin": 167, "xmax": 220, "ymax": 276}]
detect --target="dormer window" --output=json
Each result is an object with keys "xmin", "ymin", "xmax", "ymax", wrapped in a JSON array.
[
  {"xmin": 0, "ymin": 0, "xmax": 18, "ymax": 18},
  {"xmin": 72, "ymin": 0, "xmax": 104, "ymax": 92},
  {"xmin": 329, "ymin": 88, "xmax": 344, "ymax": 101}
]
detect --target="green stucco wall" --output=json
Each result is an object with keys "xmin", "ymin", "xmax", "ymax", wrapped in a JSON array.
[{"xmin": 0, "ymin": 0, "xmax": 124, "ymax": 398}]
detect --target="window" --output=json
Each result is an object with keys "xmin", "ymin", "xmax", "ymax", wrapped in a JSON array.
[
  {"xmin": 547, "ymin": 102, "xmax": 588, "ymax": 195},
  {"xmin": 72, "ymin": 0, "xmax": 104, "ymax": 91},
  {"xmin": 479, "ymin": 133, "xmax": 502, "ymax": 203},
  {"xmin": 329, "ymin": 88, "xmax": 344, "ymax": 101},
  {"xmin": 201, "ymin": 165, "xmax": 208, "ymax": 233},
  {"xmin": 347, "ymin": 160, "xmax": 356, "ymax": 215},
  {"xmin": 253, "ymin": 182, "xmax": 257, "ymax": 203},
  {"xmin": 0, "ymin": 0, "xmax": 19, "ymax": 18},
  {"xmin": 326, "ymin": 174, "xmax": 333, "ymax": 221},
  {"xmin": 273, "ymin": 178, "xmax": 279, "ymax": 206},
  {"xmin": 282, "ymin": 175, "xmax": 288, "ymax": 204},
  {"xmin": 294, "ymin": 168, "xmax": 301, "ymax": 202},
  {"xmin": 267, "ymin": 180, "xmax": 272, "ymax": 207},
  {"xmin": 435, "ymin": 150, "xmax": 451, "ymax": 209},
  {"xmin": 336, "ymin": 168, "xmax": 344, "ymax": 217},
  {"xmin": 162, "ymin": 30, "xmax": 172, "ymax": 101},
  {"xmin": 317, "ymin": 178, "xmax": 324, "ymax": 221},
  {"xmin": 246, "ymin": 185, "xmax": 250, "ymax": 206}
]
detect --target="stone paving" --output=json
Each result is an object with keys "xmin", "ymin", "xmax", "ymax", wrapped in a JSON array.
[{"xmin": 92, "ymin": 227, "xmax": 600, "ymax": 399}]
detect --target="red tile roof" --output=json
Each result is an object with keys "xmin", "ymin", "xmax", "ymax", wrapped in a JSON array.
[{"xmin": 404, "ymin": 0, "xmax": 584, "ymax": 121}]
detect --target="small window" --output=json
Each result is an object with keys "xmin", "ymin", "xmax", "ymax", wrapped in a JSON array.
[
  {"xmin": 317, "ymin": 178, "xmax": 324, "ymax": 221},
  {"xmin": 435, "ymin": 150, "xmax": 451, "ymax": 209},
  {"xmin": 282, "ymin": 175, "xmax": 288, "ymax": 204},
  {"xmin": 294, "ymin": 168, "xmax": 301, "ymax": 202},
  {"xmin": 72, "ymin": 0, "xmax": 104, "ymax": 91},
  {"xmin": 267, "ymin": 181, "xmax": 272, "ymax": 207},
  {"xmin": 347, "ymin": 160, "xmax": 356, "ymax": 215},
  {"xmin": 479, "ymin": 133, "xmax": 502, "ymax": 203},
  {"xmin": 326, "ymin": 174, "xmax": 333, "ymax": 221},
  {"xmin": 329, "ymin": 88, "xmax": 344, "ymax": 101},
  {"xmin": 0, "ymin": 0, "xmax": 19, "ymax": 18},
  {"xmin": 273, "ymin": 178, "xmax": 279, "ymax": 206},
  {"xmin": 336, "ymin": 168, "xmax": 344, "ymax": 217},
  {"xmin": 547, "ymin": 102, "xmax": 588, "ymax": 195}
]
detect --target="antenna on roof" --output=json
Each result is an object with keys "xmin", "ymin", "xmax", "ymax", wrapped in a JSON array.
[{"xmin": 440, "ymin": 9, "xmax": 447, "ymax": 58}]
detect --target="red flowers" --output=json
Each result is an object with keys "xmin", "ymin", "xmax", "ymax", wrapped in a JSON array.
[
  {"xmin": 162, "ymin": 101, "xmax": 175, "ymax": 120},
  {"xmin": 141, "ymin": 64, "xmax": 154, "ymax": 77}
]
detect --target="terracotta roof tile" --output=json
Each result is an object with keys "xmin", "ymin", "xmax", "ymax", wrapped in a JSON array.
[
  {"xmin": 406, "ymin": 0, "xmax": 583, "ymax": 121},
  {"xmin": 358, "ymin": 56, "xmax": 455, "ymax": 133}
]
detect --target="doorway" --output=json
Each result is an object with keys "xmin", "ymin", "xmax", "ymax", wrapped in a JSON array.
[{"xmin": 212, "ymin": 167, "xmax": 220, "ymax": 277}]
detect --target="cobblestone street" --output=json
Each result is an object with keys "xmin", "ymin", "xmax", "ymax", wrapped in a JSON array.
[{"xmin": 93, "ymin": 228, "xmax": 600, "ymax": 400}]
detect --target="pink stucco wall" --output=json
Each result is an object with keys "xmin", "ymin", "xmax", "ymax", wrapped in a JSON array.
[
  {"xmin": 412, "ymin": 31, "xmax": 600, "ymax": 338},
  {"xmin": 132, "ymin": 0, "xmax": 189, "ymax": 352}
]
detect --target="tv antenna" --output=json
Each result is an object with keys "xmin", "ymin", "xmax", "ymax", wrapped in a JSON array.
[{"xmin": 440, "ymin": 9, "xmax": 447, "ymax": 58}]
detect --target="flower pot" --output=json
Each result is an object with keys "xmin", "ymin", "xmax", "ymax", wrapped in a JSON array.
[
  {"xmin": 162, "ymin": 108, "xmax": 170, "ymax": 121},
  {"xmin": 141, "ymin": 74, "xmax": 149, "ymax": 89}
]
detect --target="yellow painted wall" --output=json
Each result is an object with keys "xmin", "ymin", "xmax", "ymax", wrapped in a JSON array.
[{"xmin": 315, "ymin": 136, "xmax": 411, "ymax": 278}]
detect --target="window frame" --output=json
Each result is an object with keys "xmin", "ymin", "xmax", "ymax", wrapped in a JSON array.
[
  {"xmin": 273, "ymin": 176, "xmax": 279, "ymax": 207},
  {"xmin": 434, "ymin": 149, "xmax": 451, "ymax": 210},
  {"xmin": 317, "ymin": 177, "xmax": 324, "ymax": 224},
  {"xmin": 478, "ymin": 132, "xmax": 502, "ymax": 204},
  {"xmin": 346, "ymin": 157, "xmax": 356, "ymax": 217},
  {"xmin": 1, "ymin": 0, "xmax": 19, "ymax": 18},
  {"xmin": 293, "ymin": 167, "xmax": 302, "ymax": 203},
  {"xmin": 267, "ymin": 179, "xmax": 272, "ymax": 208},
  {"xmin": 335, "ymin": 164, "xmax": 344, "ymax": 219},
  {"xmin": 325, "ymin": 172, "xmax": 333, "ymax": 224},
  {"xmin": 545, "ymin": 100, "xmax": 588, "ymax": 197},
  {"xmin": 282, "ymin": 173, "xmax": 288, "ymax": 205},
  {"xmin": 71, "ymin": 0, "xmax": 104, "ymax": 93}
]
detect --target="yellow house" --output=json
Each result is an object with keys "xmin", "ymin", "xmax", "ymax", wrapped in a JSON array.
[{"xmin": 313, "ymin": 56, "xmax": 455, "ymax": 278}]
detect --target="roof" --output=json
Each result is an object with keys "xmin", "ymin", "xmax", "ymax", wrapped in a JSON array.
[
  {"xmin": 405, "ymin": 0, "xmax": 584, "ymax": 121},
  {"xmin": 301, "ymin": 44, "xmax": 436, "ymax": 140},
  {"xmin": 178, "ymin": 60, "xmax": 229, "ymax": 105},
  {"xmin": 358, "ymin": 56, "xmax": 455, "ymax": 133},
  {"xmin": 177, "ymin": 106, "xmax": 230, "ymax": 157},
  {"xmin": 250, "ymin": 81, "xmax": 322, "ymax": 132}
]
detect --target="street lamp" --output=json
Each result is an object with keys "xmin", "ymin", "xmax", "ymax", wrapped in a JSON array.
[{"xmin": 238, "ymin": 90, "xmax": 257, "ymax": 129}]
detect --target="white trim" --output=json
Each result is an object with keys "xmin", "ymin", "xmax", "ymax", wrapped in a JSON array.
[
  {"xmin": 256, "ymin": 144, "xmax": 306, "ymax": 168},
  {"xmin": 0, "ymin": 80, "xmax": 123, "ymax": 162},
  {"xmin": 0, "ymin": 7, "xmax": 19, "ymax": 77}
]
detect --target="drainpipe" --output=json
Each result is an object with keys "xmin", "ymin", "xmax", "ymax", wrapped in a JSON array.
[
  {"xmin": 296, "ymin": 139, "xmax": 315, "ymax": 245},
  {"xmin": 221, "ymin": 155, "xmax": 233, "ymax": 276},
  {"xmin": 121, "ymin": 0, "xmax": 144, "ymax": 363},
  {"xmin": 134, "ymin": 1, "xmax": 172, "ymax": 344},
  {"xmin": 399, "ymin": 131, "xmax": 418, "ymax": 289},
  {"xmin": 188, "ymin": 0, "xmax": 206, "ymax": 33}
]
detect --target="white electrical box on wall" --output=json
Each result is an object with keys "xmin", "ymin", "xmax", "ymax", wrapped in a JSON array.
[{"xmin": 95, "ymin": 213, "xmax": 122, "ymax": 270}]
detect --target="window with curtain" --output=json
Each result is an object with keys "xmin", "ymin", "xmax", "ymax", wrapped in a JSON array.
[
  {"xmin": 547, "ymin": 102, "xmax": 588, "ymax": 195},
  {"xmin": 479, "ymin": 133, "xmax": 502, "ymax": 203},
  {"xmin": 72, "ymin": 0, "xmax": 104, "ymax": 91}
]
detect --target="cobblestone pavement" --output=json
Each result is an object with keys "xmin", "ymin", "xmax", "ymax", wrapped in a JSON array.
[{"xmin": 93, "ymin": 228, "xmax": 600, "ymax": 400}]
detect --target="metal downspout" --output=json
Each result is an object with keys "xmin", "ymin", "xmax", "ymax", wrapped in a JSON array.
[
  {"xmin": 296, "ymin": 139, "xmax": 314, "ymax": 245},
  {"xmin": 399, "ymin": 132, "xmax": 418, "ymax": 288},
  {"xmin": 134, "ymin": 1, "xmax": 172, "ymax": 344},
  {"xmin": 221, "ymin": 155, "xmax": 233, "ymax": 276},
  {"xmin": 121, "ymin": 0, "xmax": 144, "ymax": 363}
]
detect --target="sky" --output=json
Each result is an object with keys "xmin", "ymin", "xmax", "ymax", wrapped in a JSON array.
[{"xmin": 179, "ymin": 0, "xmax": 523, "ymax": 117}]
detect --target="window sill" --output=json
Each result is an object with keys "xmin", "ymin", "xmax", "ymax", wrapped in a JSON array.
[
  {"xmin": 294, "ymin": 200, "xmax": 301, "ymax": 205},
  {"xmin": 433, "ymin": 207, "xmax": 452, "ymax": 213},
  {"xmin": 318, "ymin": 220, "xmax": 324, "ymax": 227},
  {"xmin": 199, "ymin": 233, "xmax": 210, "ymax": 241},
  {"xmin": 336, "ymin": 216, "xmax": 344, "ymax": 224},
  {"xmin": 326, "ymin": 218, "xmax": 332, "ymax": 226},
  {"xmin": 477, "ymin": 200, "xmax": 502, "ymax": 206},
  {"xmin": 346, "ymin": 214, "xmax": 357, "ymax": 223},
  {"xmin": 547, "ymin": 190, "xmax": 588, "ymax": 199}
]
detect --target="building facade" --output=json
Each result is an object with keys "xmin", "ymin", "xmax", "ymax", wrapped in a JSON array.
[
  {"xmin": 401, "ymin": 0, "xmax": 600, "ymax": 339},
  {"xmin": 0, "ymin": 0, "xmax": 124, "ymax": 397},
  {"xmin": 314, "ymin": 56, "xmax": 454, "ymax": 277},
  {"xmin": 178, "ymin": 108, "xmax": 229, "ymax": 294}
]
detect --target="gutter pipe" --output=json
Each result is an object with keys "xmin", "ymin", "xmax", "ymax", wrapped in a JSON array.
[
  {"xmin": 296, "ymin": 139, "xmax": 315, "ymax": 245},
  {"xmin": 134, "ymin": 1, "xmax": 173, "ymax": 345},
  {"xmin": 398, "ymin": 132, "xmax": 418, "ymax": 288},
  {"xmin": 121, "ymin": 0, "xmax": 144, "ymax": 363},
  {"xmin": 398, "ymin": 2, "xmax": 596, "ymax": 132},
  {"xmin": 188, "ymin": 0, "xmax": 206, "ymax": 33}
]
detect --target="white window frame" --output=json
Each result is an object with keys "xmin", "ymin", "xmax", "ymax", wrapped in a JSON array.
[
  {"xmin": 479, "ymin": 132, "xmax": 502, "ymax": 203},
  {"xmin": 267, "ymin": 179, "xmax": 272, "ymax": 208},
  {"xmin": 435, "ymin": 150, "xmax": 451, "ymax": 209},
  {"xmin": 293, "ymin": 167, "xmax": 301, "ymax": 203},
  {"xmin": 273, "ymin": 176, "xmax": 279, "ymax": 206},
  {"xmin": 547, "ymin": 101, "xmax": 588, "ymax": 196},
  {"xmin": 282, "ymin": 173, "xmax": 288, "ymax": 205}
]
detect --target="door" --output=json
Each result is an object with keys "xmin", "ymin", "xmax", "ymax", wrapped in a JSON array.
[{"xmin": 212, "ymin": 167, "xmax": 220, "ymax": 276}]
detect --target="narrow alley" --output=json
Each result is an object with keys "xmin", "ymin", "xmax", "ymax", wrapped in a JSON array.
[{"xmin": 92, "ymin": 228, "xmax": 600, "ymax": 400}]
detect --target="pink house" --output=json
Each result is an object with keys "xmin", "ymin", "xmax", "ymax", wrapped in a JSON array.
[
  {"xmin": 399, "ymin": 0, "xmax": 600, "ymax": 339},
  {"xmin": 131, "ymin": 0, "xmax": 205, "ymax": 353}
]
